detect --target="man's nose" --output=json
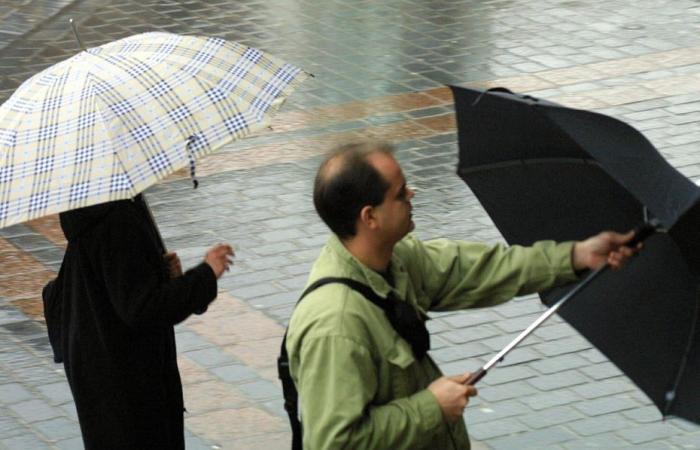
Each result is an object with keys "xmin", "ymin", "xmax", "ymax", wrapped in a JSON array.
[{"xmin": 407, "ymin": 187, "xmax": 415, "ymax": 199}]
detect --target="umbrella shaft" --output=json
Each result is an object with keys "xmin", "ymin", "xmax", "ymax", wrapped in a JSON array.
[{"xmin": 483, "ymin": 265, "xmax": 609, "ymax": 372}]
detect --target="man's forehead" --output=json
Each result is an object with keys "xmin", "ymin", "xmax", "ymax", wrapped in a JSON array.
[{"xmin": 367, "ymin": 152, "xmax": 403, "ymax": 182}]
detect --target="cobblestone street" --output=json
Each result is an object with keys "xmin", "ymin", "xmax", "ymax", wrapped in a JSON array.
[{"xmin": 2, "ymin": 0, "xmax": 700, "ymax": 449}]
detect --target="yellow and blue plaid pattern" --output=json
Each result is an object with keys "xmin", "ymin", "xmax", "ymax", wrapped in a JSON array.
[{"xmin": 0, "ymin": 32, "xmax": 307, "ymax": 227}]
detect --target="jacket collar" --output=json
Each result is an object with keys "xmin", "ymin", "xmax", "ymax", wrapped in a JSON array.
[{"xmin": 326, "ymin": 234, "xmax": 410, "ymax": 301}]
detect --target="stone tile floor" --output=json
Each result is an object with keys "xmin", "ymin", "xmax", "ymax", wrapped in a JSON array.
[{"xmin": 2, "ymin": 0, "xmax": 700, "ymax": 449}]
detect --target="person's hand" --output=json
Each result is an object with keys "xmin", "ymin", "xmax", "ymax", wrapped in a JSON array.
[
  {"xmin": 572, "ymin": 230, "xmax": 640, "ymax": 271},
  {"xmin": 427, "ymin": 373, "xmax": 478, "ymax": 422},
  {"xmin": 164, "ymin": 252, "xmax": 183, "ymax": 279},
  {"xmin": 204, "ymin": 244, "xmax": 235, "ymax": 278}
]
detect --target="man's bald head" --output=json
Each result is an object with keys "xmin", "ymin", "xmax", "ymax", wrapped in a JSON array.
[{"xmin": 313, "ymin": 141, "xmax": 394, "ymax": 239}]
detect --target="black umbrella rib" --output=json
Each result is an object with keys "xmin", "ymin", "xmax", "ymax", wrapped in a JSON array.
[
  {"xmin": 664, "ymin": 290, "xmax": 700, "ymax": 417},
  {"xmin": 457, "ymin": 157, "xmax": 599, "ymax": 175}
]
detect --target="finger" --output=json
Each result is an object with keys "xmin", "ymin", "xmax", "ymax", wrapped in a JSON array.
[
  {"xmin": 465, "ymin": 385, "xmax": 478, "ymax": 397},
  {"xmin": 619, "ymin": 230, "xmax": 636, "ymax": 244},
  {"xmin": 450, "ymin": 373, "xmax": 470, "ymax": 384}
]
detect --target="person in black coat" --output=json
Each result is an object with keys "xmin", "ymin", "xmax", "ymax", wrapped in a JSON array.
[{"xmin": 46, "ymin": 195, "xmax": 233, "ymax": 449}]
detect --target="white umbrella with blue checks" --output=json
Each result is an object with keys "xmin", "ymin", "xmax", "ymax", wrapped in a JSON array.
[{"xmin": 0, "ymin": 32, "xmax": 308, "ymax": 228}]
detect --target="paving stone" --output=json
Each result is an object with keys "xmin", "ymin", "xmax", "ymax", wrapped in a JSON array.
[
  {"xmin": 488, "ymin": 426, "xmax": 578, "ymax": 450},
  {"xmin": 469, "ymin": 416, "xmax": 530, "ymax": 440},
  {"xmin": 466, "ymin": 399, "xmax": 530, "ymax": 425},
  {"xmin": 35, "ymin": 382, "xmax": 73, "ymax": 406},
  {"xmin": 0, "ymin": 433, "xmax": 52, "ymax": 450},
  {"xmin": 32, "ymin": 416, "xmax": 80, "ymax": 442},
  {"xmin": 237, "ymin": 379, "xmax": 281, "ymax": 401},
  {"xmin": 8, "ymin": 399, "xmax": 62, "ymax": 423},
  {"xmin": 531, "ymin": 354, "xmax": 589, "ymax": 374},
  {"xmin": 528, "ymin": 369, "xmax": 589, "ymax": 391},
  {"xmin": 567, "ymin": 414, "xmax": 630, "ymax": 436},
  {"xmin": 617, "ymin": 422, "xmax": 685, "ymax": 444},
  {"xmin": 570, "ymin": 378, "xmax": 635, "ymax": 399},
  {"xmin": 561, "ymin": 431, "xmax": 630, "ymax": 449},
  {"xmin": 572, "ymin": 394, "xmax": 641, "ymax": 416},
  {"xmin": 519, "ymin": 405, "xmax": 584, "ymax": 429},
  {"xmin": 0, "ymin": 383, "xmax": 33, "ymax": 404},
  {"xmin": 184, "ymin": 347, "xmax": 237, "ymax": 369},
  {"xmin": 479, "ymin": 381, "xmax": 539, "ymax": 403},
  {"xmin": 520, "ymin": 389, "xmax": 582, "ymax": 411},
  {"xmin": 210, "ymin": 364, "xmax": 258, "ymax": 383},
  {"xmin": 54, "ymin": 436, "xmax": 87, "ymax": 450}
]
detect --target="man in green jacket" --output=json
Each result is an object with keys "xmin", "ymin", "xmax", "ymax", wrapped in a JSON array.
[{"xmin": 286, "ymin": 141, "xmax": 636, "ymax": 450}]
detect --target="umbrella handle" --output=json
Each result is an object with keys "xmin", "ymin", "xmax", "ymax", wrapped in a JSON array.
[
  {"xmin": 465, "ymin": 367, "xmax": 487, "ymax": 385},
  {"xmin": 627, "ymin": 219, "xmax": 660, "ymax": 247}
]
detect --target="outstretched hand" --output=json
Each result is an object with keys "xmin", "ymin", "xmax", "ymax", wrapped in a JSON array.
[
  {"xmin": 572, "ymin": 230, "xmax": 641, "ymax": 271},
  {"xmin": 205, "ymin": 244, "xmax": 235, "ymax": 278}
]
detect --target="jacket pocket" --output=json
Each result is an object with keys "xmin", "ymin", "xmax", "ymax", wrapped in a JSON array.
[{"xmin": 386, "ymin": 338, "xmax": 417, "ymax": 397}]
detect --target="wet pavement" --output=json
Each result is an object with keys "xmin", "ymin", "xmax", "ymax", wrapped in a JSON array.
[{"xmin": 2, "ymin": 0, "xmax": 700, "ymax": 449}]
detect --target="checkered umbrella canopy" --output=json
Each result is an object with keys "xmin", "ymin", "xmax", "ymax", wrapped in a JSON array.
[{"xmin": 0, "ymin": 32, "xmax": 308, "ymax": 228}]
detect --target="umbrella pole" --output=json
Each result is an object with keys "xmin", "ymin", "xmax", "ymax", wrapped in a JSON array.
[
  {"xmin": 465, "ymin": 265, "xmax": 609, "ymax": 385},
  {"xmin": 465, "ymin": 221, "xmax": 659, "ymax": 386}
]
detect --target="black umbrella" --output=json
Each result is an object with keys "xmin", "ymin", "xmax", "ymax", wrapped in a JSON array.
[{"xmin": 451, "ymin": 85, "xmax": 700, "ymax": 424}]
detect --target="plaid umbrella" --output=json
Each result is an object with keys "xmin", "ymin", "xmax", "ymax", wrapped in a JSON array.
[{"xmin": 0, "ymin": 32, "xmax": 308, "ymax": 228}]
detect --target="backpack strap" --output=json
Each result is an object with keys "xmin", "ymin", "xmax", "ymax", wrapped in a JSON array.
[{"xmin": 278, "ymin": 277, "xmax": 426, "ymax": 450}]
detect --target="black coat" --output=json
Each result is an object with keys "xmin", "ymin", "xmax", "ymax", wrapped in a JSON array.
[{"xmin": 55, "ymin": 197, "xmax": 217, "ymax": 450}]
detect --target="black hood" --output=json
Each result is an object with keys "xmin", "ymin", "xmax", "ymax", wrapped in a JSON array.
[{"xmin": 60, "ymin": 196, "xmax": 144, "ymax": 242}]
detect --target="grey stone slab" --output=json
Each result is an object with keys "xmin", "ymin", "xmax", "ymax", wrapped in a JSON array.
[
  {"xmin": 530, "ymin": 354, "xmax": 589, "ymax": 375},
  {"xmin": 520, "ymin": 389, "xmax": 582, "ymax": 411},
  {"xmin": 469, "ymin": 417, "xmax": 530, "ymax": 440},
  {"xmin": 570, "ymin": 378, "xmax": 635, "ymax": 400},
  {"xmin": 0, "ymin": 383, "xmax": 33, "ymax": 404},
  {"xmin": 54, "ymin": 436, "xmax": 85, "ymax": 450},
  {"xmin": 567, "ymin": 414, "xmax": 631, "ymax": 436},
  {"xmin": 528, "ymin": 369, "xmax": 589, "ymax": 391},
  {"xmin": 175, "ymin": 331, "xmax": 212, "ymax": 353},
  {"xmin": 616, "ymin": 422, "xmax": 685, "ymax": 445},
  {"xmin": 429, "ymin": 342, "xmax": 491, "ymax": 363},
  {"xmin": 210, "ymin": 364, "xmax": 258, "ymax": 383},
  {"xmin": 35, "ymin": 382, "xmax": 73, "ymax": 406},
  {"xmin": 479, "ymin": 381, "xmax": 539, "ymax": 403},
  {"xmin": 488, "ymin": 426, "xmax": 578, "ymax": 450},
  {"xmin": 33, "ymin": 416, "xmax": 80, "ymax": 442},
  {"xmin": 7, "ymin": 399, "xmax": 62, "ymax": 423},
  {"xmin": 237, "ymin": 379, "xmax": 281, "ymax": 401},
  {"xmin": 561, "ymin": 431, "xmax": 629, "ymax": 449},
  {"xmin": 519, "ymin": 405, "xmax": 584, "ymax": 429},
  {"xmin": 183, "ymin": 347, "xmax": 236, "ymax": 369},
  {"xmin": 0, "ymin": 433, "xmax": 52, "ymax": 450},
  {"xmin": 465, "ymin": 399, "xmax": 529, "ymax": 425},
  {"xmin": 573, "ymin": 394, "xmax": 641, "ymax": 416}
]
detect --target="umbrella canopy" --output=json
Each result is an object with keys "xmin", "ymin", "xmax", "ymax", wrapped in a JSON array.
[
  {"xmin": 451, "ymin": 85, "xmax": 700, "ymax": 424},
  {"xmin": 0, "ymin": 32, "xmax": 308, "ymax": 228}
]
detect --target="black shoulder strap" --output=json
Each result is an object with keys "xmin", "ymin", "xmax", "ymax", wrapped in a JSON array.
[{"xmin": 277, "ymin": 277, "xmax": 391, "ymax": 450}]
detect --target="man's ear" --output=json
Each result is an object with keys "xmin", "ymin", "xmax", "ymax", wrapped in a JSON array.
[{"xmin": 359, "ymin": 205, "xmax": 378, "ymax": 230}]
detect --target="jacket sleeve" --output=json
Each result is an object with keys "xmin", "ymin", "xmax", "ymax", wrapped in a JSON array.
[
  {"xmin": 294, "ymin": 334, "xmax": 443, "ymax": 450},
  {"xmin": 405, "ymin": 236, "xmax": 578, "ymax": 311},
  {"xmin": 96, "ymin": 207, "xmax": 218, "ymax": 328}
]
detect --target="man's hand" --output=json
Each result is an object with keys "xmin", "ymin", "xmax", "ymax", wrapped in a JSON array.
[
  {"xmin": 164, "ymin": 252, "xmax": 183, "ymax": 279},
  {"xmin": 428, "ymin": 373, "xmax": 478, "ymax": 422},
  {"xmin": 572, "ymin": 230, "xmax": 640, "ymax": 271},
  {"xmin": 205, "ymin": 244, "xmax": 235, "ymax": 278}
]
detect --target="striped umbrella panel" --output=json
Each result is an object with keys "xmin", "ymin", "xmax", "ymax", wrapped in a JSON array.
[{"xmin": 0, "ymin": 32, "xmax": 307, "ymax": 227}]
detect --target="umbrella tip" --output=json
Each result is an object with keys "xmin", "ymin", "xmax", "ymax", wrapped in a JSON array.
[{"xmin": 69, "ymin": 18, "xmax": 86, "ymax": 52}]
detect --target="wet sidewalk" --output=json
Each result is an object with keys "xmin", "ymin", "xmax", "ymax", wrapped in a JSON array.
[{"xmin": 2, "ymin": 1, "xmax": 700, "ymax": 449}]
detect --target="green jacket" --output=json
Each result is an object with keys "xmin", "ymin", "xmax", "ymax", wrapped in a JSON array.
[{"xmin": 286, "ymin": 234, "xmax": 577, "ymax": 450}]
